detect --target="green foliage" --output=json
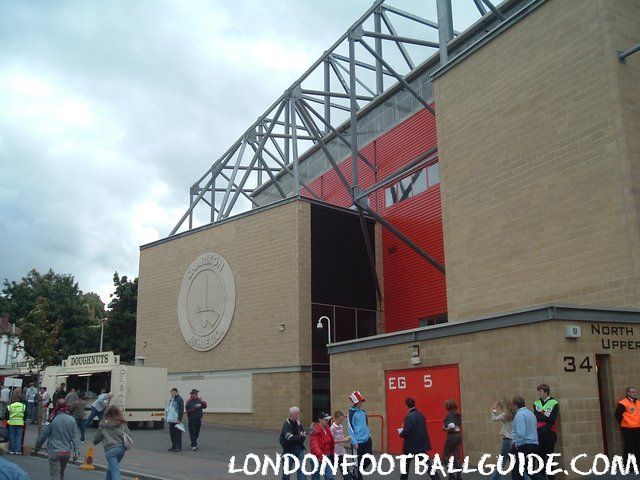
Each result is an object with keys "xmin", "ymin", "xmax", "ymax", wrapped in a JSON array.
[
  {"xmin": 17, "ymin": 297, "xmax": 62, "ymax": 369},
  {"xmin": 0, "ymin": 269, "xmax": 101, "ymax": 364},
  {"xmin": 104, "ymin": 272, "xmax": 137, "ymax": 362},
  {"xmin": 83, "ymin": 291, "xmax": 106, "ymax": 320}
]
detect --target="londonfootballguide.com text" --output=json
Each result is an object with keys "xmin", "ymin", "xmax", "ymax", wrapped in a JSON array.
[{"xmin": 228, "ymin": 453, "xmax": 638, "ymax": 477}]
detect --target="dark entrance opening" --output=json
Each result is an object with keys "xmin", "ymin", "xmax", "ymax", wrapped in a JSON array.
[
  {"xmin": 310, "ymin": 204, "xmax": 378, "ymax": 419},
  {"xmin": 596, "ymin": 354, "xmax": 616, "ymax": 455}
]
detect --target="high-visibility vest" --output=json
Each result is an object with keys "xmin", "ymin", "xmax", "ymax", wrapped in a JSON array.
[
  {"xmin": 534, "ymin": 398, "xmax": 558, "ymax": 433},
  {"xmin": 619, "ymin": 398, "xmax": 640, "ymax": 428},
  {"xmin": 7, "ymin": 402, "xmax": 26, "ymax": 426}
]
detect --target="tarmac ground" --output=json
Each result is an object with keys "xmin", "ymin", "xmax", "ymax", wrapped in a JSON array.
[{"xmin": 5, "ymin": 422, "xmax": 636, "ymax": 480}]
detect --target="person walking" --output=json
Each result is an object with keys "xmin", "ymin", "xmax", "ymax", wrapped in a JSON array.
[
  {"xmin": 346, "ymin": 390, "xmax": 372, "ymax": 480},
  {"xmin": 94, "ymin": 406, "xmax": 132, "ymax": 480},
  {"xmin": 165, "ymin": 388, "xmax": 184, "ymax": 452},
  {"xmin": 39, "ymin": 387, "xmax": 51, "ymax": 425},
  {"xmin": 69, "ymin": 392, "xmax": 87, "ymax": 442},
  {"xmin": 490, "ymin": 398, "xmax": 516, "ymax": 480},
  {"xmin": 399, "ymin": 397, "xmax": 433, "ymax": 480},
  {"xmin": 330, "ymin": 411, "xmax": 352, "ymax": 479},
  {"xmin": 33, "ymin": 399, "xmax": 80, "ymax": 480},
  {"xmin": 0, "ymin": 426, "xmax": 31, "ymax": 480},
  {"xmin": 84, "ymin": 391, "xmax": 113, "ymax": 430},
  {"xmin": 279, "ymin": 406, "xmax": 307, "ymax": 480},
  {"xmin": 24, "ymin": 383, "xmax": 38, "ymax": 425},
  {"xmin": 185, "ymin": 388, "xmax": 207, "ymax": 451},
  {"xmin": 442, "ymin": 399, "xmax": 462, "ymax": 480},
  {"xmin": 64, "ymin": 388, "xmax": 78, "ymax": 406},
  {"xmin": 7, "ymin": 393, "xmax": 26, "ymax": 455},
  {"xmin": 615, "ymin": 386, "xmax": 640, "ymax": 462},
  {"xmin": 533, "ymin": 385, "xmax": 559, "ymax": 480},
  {"xmin": 310, "ymin": 412, "xmax": 335, "ymax": 480},
  {"xmin": 512, "ymin": 396, "xmax": 542, "ymax": 480}
]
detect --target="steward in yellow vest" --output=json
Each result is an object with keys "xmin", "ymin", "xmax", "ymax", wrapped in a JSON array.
[
  {"xmin": 7, "ymin": 400, "xmax": 26, "ymax": 455},
  {"xmin": 615, "ymin": 386, "xmax": 640, "ymax": 461},
  {"xmin": 7, "ymin": 401, "xmax": 25, "ymax": 426},
  {"xmin": 534, "ymin": 384, "xmax": 559, "ymax": 480}
]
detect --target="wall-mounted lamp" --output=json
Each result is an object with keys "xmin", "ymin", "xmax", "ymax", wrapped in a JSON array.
[
  {"xmin": 316, "ymin": 316, "xmax": 332, "ymax": 344},
  {"xmin": 279, "ymin": 324, "xmax": 286, "ymax": 332},
  {"xmin": 143, "ymin": 341, "xmax": 147, "ymax": 348}
]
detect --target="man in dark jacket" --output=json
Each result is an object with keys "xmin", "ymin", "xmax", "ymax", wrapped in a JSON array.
[
  {"xmin": 533, "ymin": 384, "xmax": 559, "ymax": 480},
  {"xmin": 185, "ymin": 388, "xmax": 208, "ymax": 451},
  {"xmin": 399, "ymin": 398, "xmax": 433, "ymax": 480},
  {"xmin": 279, "ymin": 406, "xmax": 306, "ymax": 480}
]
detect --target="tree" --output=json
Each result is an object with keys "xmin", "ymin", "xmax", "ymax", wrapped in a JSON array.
[
  {"xmin": 17, "ymin": 296, "xmax": 62, "ymax": 370},
  {"xmin": 82, "ymin": 291, "xmax": 106, "ymax": 321},
  {"xmin": 105, "ymin": 272, "xmax": 137, "ymax": 362},
  {"xmin": 0, "ymin": 269, "xmax": 101, "ymax": 364}
]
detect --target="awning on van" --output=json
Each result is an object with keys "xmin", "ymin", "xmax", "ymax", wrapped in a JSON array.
[{"xmin": 55, "ymin": 369, "xmax": 112, "ymax": 377}]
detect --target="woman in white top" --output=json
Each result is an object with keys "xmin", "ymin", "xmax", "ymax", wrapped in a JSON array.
[
  {"xmin": 490, "ymin": 397, "xmax": 517, "ymax": 480},
  {"xmin": 330, "ymin": 411, "xmax": 351, "ymax": 478}
]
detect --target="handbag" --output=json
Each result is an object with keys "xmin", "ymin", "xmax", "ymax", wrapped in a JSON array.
[{"xmin": 123, "ymin": 431, "xmax": 134, "ymax": 450}]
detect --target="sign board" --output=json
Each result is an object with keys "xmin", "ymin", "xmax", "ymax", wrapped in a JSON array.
[
  {"xmin": 385, "ymin": 364, "xmax": 461, "ymax": 456},
  {"xmin": 62, "ymin": 352, "xmax": 119, "ymax": 369},
  {"xmin": 3, "ymin": 377, "xmax": 23, "ymax": 388}
]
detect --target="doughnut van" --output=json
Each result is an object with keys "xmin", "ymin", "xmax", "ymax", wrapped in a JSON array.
[{"xmin": 42, "ymin": 351, "xmax": 167, "ymax": 427}]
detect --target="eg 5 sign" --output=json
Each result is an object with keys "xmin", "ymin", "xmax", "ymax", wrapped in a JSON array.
[{"xmin": 388, "ymin": 374, "xmax": 433, "ymax": 390}]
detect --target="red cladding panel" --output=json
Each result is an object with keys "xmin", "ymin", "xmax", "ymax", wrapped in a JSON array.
[{"xmin": 306, "ymin": 108, "xmax": 446, "ymax": 332}]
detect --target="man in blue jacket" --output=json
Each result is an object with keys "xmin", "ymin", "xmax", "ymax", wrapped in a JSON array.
[
  {"xmin": 166, "ymin": 388, "xmax": 184, "ymax": 452},
  {"xmin": 346, "ymin": 390, "xmax": 372, "ymax": 480}
]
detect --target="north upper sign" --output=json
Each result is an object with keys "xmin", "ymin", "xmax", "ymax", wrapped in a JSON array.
[{"xmin": 178, "ymin": 252, "xmax": 236, "ymax": 351}]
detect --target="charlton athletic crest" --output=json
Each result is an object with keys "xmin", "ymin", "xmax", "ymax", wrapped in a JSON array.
[{"xmin": 178, "ymin": 252, "xmax": 236, "ymax": 351}]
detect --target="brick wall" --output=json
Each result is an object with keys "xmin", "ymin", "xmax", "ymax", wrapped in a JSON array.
[
  {"xmin": 435, "ymin": 0, "xmax": 640, "ymax": 321},
  {"xmin": 136, "ymin": 200, "xmax": 312, "ymax": 429},
  {"xmin": 331, "ymin": 318, "xmax": 640, "ymax": 472}
]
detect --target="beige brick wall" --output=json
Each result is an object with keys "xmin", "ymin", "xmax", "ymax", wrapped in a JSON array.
[
  {"xmin": 435, "ymin": 0, "xmax": 640, "ymax": 321},
  {"xmin": 331, "ymin": 319, "xmax": 640, "ymax": 469},
  {"xmin": 136, "ymin": 201, "xmax": 312, "ymax": 428}
]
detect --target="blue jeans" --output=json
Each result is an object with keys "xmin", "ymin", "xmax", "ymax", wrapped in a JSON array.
[
  {"xmin": 105, "ymin": 445, "xmax": 125, "ymax": 480},
  {"xmin": 9, "ymin": 425, "xmax": 23, "ymax": 454},
  {"xmin": 26, "ymin": 402, "xmax": 37, "ymax": 422},
  {"xmin": 84, "ymin": 406, "xmax": 104, "ymax": 430},
  {"xmin": 492, "ymin": 437, "xmax": 513, "ymax": 480},
  {"xmin": 282, "ymin": 447, "xmax": 306, "ymax": 480},
  {"xmin": 312, "ymin": 456, "xmax": 335, "ymax": 480}
]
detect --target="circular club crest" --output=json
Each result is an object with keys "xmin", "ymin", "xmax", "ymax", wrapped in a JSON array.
[{"xmin": 178, "ymin": 252, "xmax": 236, "ymax": 351}]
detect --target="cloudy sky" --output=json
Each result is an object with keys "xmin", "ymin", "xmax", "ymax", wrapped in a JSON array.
[{"xmin": 0, "ymin": 0, "xmax": 482, "ymax": 303}]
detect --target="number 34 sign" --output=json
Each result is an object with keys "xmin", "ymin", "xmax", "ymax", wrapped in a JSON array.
[{"xmin": 563, "ymin": 355, "xmax": 593, "ymax": 373}]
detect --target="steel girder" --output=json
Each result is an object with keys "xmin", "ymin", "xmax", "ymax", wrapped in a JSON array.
[{"xmin": 171, "ymin": 0, "xmax": 511, "ymax": 275}]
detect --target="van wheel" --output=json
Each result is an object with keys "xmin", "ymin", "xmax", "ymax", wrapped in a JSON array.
[{"xmin": 153, "ymin": 421, "xmax": 164, "ymax": 430}]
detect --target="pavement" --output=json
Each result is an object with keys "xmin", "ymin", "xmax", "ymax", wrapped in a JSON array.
[{"xmin": 7, "ymin": 422, "xmax": 637, "ymax": 480}]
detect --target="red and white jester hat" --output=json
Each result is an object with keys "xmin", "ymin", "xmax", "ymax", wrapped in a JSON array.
[{"xmin": 348, "ymin": 390, "xmax": 365, "ymax": 404}]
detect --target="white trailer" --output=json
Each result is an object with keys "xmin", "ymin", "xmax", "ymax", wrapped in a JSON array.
[{"xmin": 42, "ymin": 351, "xmax": 167, "ymax": 427}]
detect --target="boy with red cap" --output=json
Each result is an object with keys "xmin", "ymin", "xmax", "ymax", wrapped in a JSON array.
[{"xmin": 346, "ymin": 390, "xmax": 372, "ymax": 479}]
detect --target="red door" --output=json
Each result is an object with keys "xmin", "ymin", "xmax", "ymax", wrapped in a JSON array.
[{"xmin": 385, "ymin": 365, "xmax": 461, "ymax": 456}]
